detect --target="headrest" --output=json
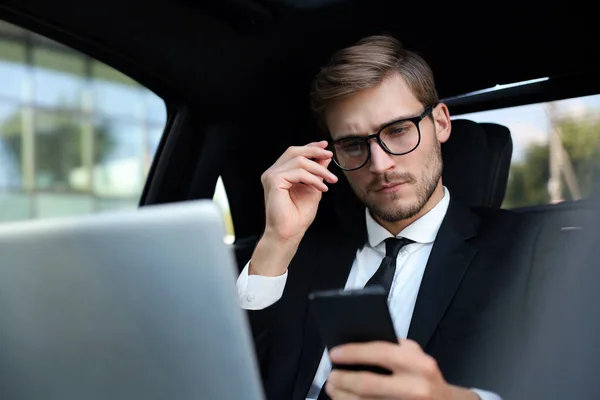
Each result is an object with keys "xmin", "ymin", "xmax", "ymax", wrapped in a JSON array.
[{"xmin": 442, "ymin": 119, "xmax": 513, "ymax": 208}]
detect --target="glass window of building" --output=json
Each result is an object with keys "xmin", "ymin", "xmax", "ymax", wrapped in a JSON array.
[
  {"xmin": 0, "ymin": 20, "xmax": 168, "ymax": 222},
  {"xmin": 0, "ymin": 20, "xmax": 236, "ymax": 241}
]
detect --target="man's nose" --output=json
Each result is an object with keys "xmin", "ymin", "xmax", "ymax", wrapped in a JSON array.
[{"xmin": 368, "ymin": 141, "xmax": 395, "ymax": 174}]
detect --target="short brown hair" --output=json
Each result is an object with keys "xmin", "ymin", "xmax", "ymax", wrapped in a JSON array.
[{"xmin": 310, "ymin": 35, "xmax": 439, "ymax": 131}]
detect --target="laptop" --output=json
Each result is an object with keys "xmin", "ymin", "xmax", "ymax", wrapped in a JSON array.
[{"xmin": 0, "ymin": 200, "xmax": 265, "ymax": 400}]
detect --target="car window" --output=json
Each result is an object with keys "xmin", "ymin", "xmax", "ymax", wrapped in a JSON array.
[
  {"xmin": 454, "ymin": 94, "xmax": 600, "ymax": 208},
  {"xmin": 213, "ymin": 176, "xmax": 235, "ymax": 243},
  {"xmin": 0, "ymin": 20, "xmax": 235, "ymax": 240},
  {"xmin": 0, "ymin": 20, "xmax": 168, "ymax": 222}
]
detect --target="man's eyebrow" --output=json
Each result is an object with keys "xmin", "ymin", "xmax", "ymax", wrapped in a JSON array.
[
  {"xmin": 376, "ymin": 112, "xmax": 420, "ymax": 129},
  {"xmin": 332, "ymin": 111, "xmax": 421, "ymax": 141}
]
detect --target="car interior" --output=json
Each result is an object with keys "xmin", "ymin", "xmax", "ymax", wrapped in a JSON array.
[{"xmin": 0, "ymin": 0, "xmax": 599, "ymax": 394}]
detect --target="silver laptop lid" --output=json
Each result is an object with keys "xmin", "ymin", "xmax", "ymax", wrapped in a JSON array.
[{"xmin": 0, "ymin": 200, "xmax": 264, "ymax": 400}]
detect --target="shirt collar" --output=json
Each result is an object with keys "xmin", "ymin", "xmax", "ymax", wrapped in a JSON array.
[{"xmin": 365, "ymin": 186, "xmax": 451, "ymax": 249}]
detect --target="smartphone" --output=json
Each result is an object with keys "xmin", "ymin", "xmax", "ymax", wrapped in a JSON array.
[{"xmin": 308, "ymin": 286, "xmax": 398, "ymax": 374}]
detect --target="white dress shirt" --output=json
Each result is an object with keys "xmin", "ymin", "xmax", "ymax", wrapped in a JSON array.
[{"xmin": 236, "ymin": 187, "xmax": 501, "ymax": 400}]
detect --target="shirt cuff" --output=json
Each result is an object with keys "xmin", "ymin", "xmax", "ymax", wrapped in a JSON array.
[
  {"xmin": 236, "ymin": 261, "xmax": 288, "ymax": 310},
  {"xmin": 471, "ymin": 388, "xmax": 503, "ymax": 400}
]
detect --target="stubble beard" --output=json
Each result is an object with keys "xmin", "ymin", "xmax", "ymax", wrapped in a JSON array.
[{"xmin": 360, "ymin": 143, "xmax": 443, "ymax": 223}]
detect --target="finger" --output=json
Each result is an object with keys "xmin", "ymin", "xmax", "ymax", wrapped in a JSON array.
[
  {"xmin": 329, "ymin": 341, "xmax": 412, "ymax": 371},
  {"xmin": 316, "ymin": 156, "xmax": 333, "ymax": 169},
  {"xmin": 305, "ymin": 140, "xmax": 329, "ymax": 148},
  {"xmin": 328, "ymin": 370, "xmax": 434, "ymax": 400},
  {"xmin": 280, "ymin": 168, "xmax": 329, "ymax": 192},
  {"xmin": 327, "ymin": 370, "xmax": 399, "ymax": 398},
  {"xmin": 281, "ymin": 156, "xmax": 338, "ymax": 183},
  {"xmin": 314, "ymin": 157, "xmax": 335, "ymax": 179},
  {"xmin": 324, "ymin": 381, "xmax": 363, "ymax": 400},
  {"xmin": 399, "ymin": 338, "xmax": 424, "ymax": 352},
  {"xmin": 276, "ymin": 144, "xmax": 333, "ymax": 165}
]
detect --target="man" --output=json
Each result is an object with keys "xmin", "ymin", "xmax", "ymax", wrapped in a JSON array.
[{"xmin": 236, "ymin": 35, "xmax": 543, "ymax": 400}]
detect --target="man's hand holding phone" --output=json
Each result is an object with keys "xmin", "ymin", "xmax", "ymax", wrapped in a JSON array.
[
  {"xmin": 308, "ymin": 288, "xmax": 481, "ymax": 400},
  {"xmin": 325, "ymin": 339, "xmax": 480, "ymax": 400},
  {"xmin": 249, "ymin": 141, "xmax": 338, "ymax": 277}
]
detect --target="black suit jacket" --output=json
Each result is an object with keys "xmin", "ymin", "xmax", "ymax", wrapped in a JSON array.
[{"xmin": 245, "ymin": 198, "xmax": 548, "ymax": 400}]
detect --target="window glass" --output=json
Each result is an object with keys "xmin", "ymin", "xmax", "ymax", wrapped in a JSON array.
[
  {"xmin": 0, "ymin": 20, "xmax": 167, "ymax": 222},
  {"xmin": 454, "ymin": 94, "xmax": 600, "ymax": 208},
  {"xmin": 0, "ymin": 20, "xmax": 235, "ymax": 241},
  {"xmin": 32, "ymin": 48, "xmax": 85, "ymax": 108},
  {"xmin": 0, "ymin": 39, "xmax": 27, "ymax": 99},
  {"xmin": 0, "ymin": 101, "xmax": 22, "ymax": 190},
  {"xmin": 213, "ymin": 176, "xmax": 235, "ymax": 243}
]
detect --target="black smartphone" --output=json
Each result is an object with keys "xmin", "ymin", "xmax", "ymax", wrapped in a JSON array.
[{"xmin": 308, "ymin": 286, "xmax": 397, "ymax": 374}]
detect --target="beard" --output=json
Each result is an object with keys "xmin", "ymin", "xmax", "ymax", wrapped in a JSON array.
[{"xmin": 355, "ymin": 142, "xmax": 443, "ymax": 223}]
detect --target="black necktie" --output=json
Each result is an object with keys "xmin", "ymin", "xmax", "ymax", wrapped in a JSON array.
[
  {"xmin": 365, "ymin": 237, "xmax": 414, "ymax": 295},
  {"xmin": 316, "ymin": 237, "xmax": 414, "ymax": 400}
]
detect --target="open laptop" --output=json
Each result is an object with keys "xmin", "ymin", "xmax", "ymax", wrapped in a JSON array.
[{"xmin": 0, "ymin": 200, "xmax": 265, "ymax": 400}]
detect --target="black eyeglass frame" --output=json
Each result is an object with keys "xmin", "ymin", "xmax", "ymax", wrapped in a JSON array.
[{"xmin": 329, "ymin": 105, "xmax": 435, "ymax": 171}]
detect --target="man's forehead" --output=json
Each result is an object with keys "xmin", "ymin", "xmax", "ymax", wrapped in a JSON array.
[
  {"xmin": 326, "ymin": 74, "xmax": 422, "ymax": 138},
  {"xmin": 328, "ymin": 107, "xmax": 422, "ymax": 140}
]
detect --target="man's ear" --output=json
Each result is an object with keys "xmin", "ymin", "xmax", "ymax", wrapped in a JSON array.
[{"xmin": 433, "ymin": 103, "xmax": 451, "ymax": 144}]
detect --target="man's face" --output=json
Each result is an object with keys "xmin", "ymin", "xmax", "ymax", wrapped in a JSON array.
[{"xmin": 325, "ymin": 73, "xmax": 451, "ymax": 223}]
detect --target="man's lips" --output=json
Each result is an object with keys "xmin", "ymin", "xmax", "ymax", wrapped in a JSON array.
[{"xmin": 373, "ymin": 182, "xmax": 407, "ymax": 192}]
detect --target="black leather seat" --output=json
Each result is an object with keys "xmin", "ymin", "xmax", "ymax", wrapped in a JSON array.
[{"xmin": 442, "ymin": 119, "xmax": 513, "ymax": 208}]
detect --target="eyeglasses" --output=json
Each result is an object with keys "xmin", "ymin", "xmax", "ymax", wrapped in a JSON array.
[{"xmin": 329, "ymin": 105, "xmax": 434, "ymax": 171}]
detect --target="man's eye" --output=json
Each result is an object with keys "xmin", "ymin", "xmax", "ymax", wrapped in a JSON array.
[
  {"xmin": 389, "ymin": 128, "xmax": 407, "ymax": 135},
  {"xmin": 341, "ymin": 142, "xmax": 362, "ymax": 151}
]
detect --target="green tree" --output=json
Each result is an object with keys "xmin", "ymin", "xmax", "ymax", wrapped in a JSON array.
[
  {"xmin": 0, "ymin": 110, "xmax": 115, "ymax": 192},
  {"xmin": 504, "ymin": 143, "xmax": 550, "ymax": 208},
  {"xmin": 558, "ymin": 112, "xmax": 600, "ymax": 197},
  {"xmin": 503, "ymin": 107, "xmax": 600, "ymax": 208}
]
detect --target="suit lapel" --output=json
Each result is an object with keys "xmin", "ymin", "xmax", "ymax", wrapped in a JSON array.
[
  {"xmin": 290, "ymin": 224, "xmax": 365, "ymax": 400},
  {"xmin": 407, "ymin": 199, "xmax": 479, "ymax": 349}
]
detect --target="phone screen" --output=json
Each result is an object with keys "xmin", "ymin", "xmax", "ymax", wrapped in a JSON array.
[{"xmin": 308, "ymin": 286, "xmax": 397, "ymax": 374}]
